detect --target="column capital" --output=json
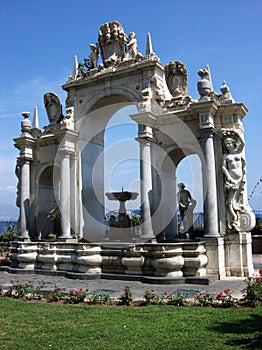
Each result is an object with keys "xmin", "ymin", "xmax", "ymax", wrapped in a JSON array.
[{"xmin": 200, "ymin": 127, "xmax": 217, "ymax": 141}]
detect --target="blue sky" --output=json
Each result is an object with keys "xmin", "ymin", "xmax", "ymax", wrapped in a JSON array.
[{"xmin": 0, "ymin": 0, "xmax": 261, "ymax": 218}]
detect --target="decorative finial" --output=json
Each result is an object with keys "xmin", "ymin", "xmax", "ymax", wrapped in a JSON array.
[
  {"xmin": 73, "ymin": 55, "xmax": 78, "ymax": 77},
  {"xmin": 21, "ymin": 111, "xmax": 31, "ymax": 134},
  {"xmin": 146, "ymin": 32, "xmax": 153, "ymax": 56},
  {"xmin": 205, "ymin": 65, "xmax": 213, "ymax": 91},
  {"xmin": 32, "ymin": 106, "xmax": 39, "ymax": 129},
  {"xmin": 31, "ymin": 106, "xmax": 41, "ymax": 137}
]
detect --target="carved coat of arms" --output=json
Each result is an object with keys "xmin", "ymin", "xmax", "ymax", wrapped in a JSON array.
[{"xmin": 164, "ymin": 61, "xmax": 188, "ymax": 97}]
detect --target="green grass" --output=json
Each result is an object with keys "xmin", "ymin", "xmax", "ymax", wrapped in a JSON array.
[{"xmin": 0, "ymin": 298, "xmax": 262, "ymax": 349}]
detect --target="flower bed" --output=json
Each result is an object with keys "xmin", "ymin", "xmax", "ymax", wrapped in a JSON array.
[{"xmin": 1, "ymin": 269, "xmax": 262, "ymax": 307}]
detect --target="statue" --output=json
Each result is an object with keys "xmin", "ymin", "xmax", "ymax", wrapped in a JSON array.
[
  {"xmin": 219, "ymin": 81, "xmax": 234, "ymax": 104},
  {"xmin": 44, "ymin": 92, "xmax": 63, "ymax": 124},
  {"xmin": 177, "ymin": 183, "xmax": 196, "ymax": 232},
  {"xmin": 222, "ymin": 129, "xmax": 245, "ymax": 230},
  {"xmin": 126, "ymin": 32, "xmax": 138, "ymax": 59},
  {"xmin": 88, "ymin": 43, "xmax": 99, "ymax": 69}
]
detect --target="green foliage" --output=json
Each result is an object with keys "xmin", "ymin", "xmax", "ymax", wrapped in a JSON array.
[
  {"xmin": 0, "ymin": 222, "xmax": 17, "ymax": 242},
  {"xmin": 4, "ymin": 276, "xmax": 43, "ymax": 300},
  {"xmin": 48, "ymin": 284, "xmax": 66, "ymax": 303},
  {"xmin": 131, "ymin": 213, "xmax": 142, "ymax": 226},
  {"xmin": 119, "ymin": 285, "xmax": 133, "ymax": 305},
  {"xmin": 88, "ymin": 291, "xmax": 113, "ymax": 305},
  {"xmin": 166, "ymin": 290, "xmax": 188, "ymax": 306},
  {"xmin": 244, "ymin": 271, "xmax": 262, "ymax": 307},
  {"xmin": 66, "ymin": 288, "xmax": 88, "ymax": 304},
  {"xmin": 194, "ymin": 289, "xmax": 236, "ymax": 308},
  {"xmin": 144, "ymin": 289, "xmax": 166, "ymax": 305},
  {"xmin": 0, "ymin": 252, "xmax": 11, "ymax": 266}
]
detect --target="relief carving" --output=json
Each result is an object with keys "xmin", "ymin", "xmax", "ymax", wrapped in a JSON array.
[
  {"xmin": 222, "ymin": 129, "xmax": 255, "ymax": 232},
  {"xmin": 165, "ymin": 61, "xmax": 188, "ymax": 97}
]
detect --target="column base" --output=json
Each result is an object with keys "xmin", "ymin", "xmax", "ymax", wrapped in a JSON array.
[
  {"xmin": 204, "ymin": 236, "xmax": 226, "ymax": 279},
  {"xmin": 224, "ymin": 232, "xmax": 254, "ymax": 277},
  {"xmin": 58, "ymin": 237, "xmax": 78, "ymax": 243},
  {"xmin": 16, "ymin": 237, "xmax": 31, "ymax": 242}
]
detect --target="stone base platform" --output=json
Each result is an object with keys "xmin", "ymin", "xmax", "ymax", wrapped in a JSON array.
[
  {"xmin": 7, "ymin": 240, "xmax": 212, "ymax": 283},
  {"xmin": 0, "ymin": 266, "xmax": 218, "ymax": 285}
]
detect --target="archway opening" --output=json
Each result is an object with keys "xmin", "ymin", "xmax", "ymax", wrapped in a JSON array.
[{"xmin": 104, "ymin": 104, "xmax": 140, "ymax": 222}]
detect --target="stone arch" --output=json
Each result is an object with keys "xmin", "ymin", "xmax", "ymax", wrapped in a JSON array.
[
  {"xmin": 78, "ymin": 97, "xmax": 139, "ymax": 242},
  {"xmin": 79, "ymin": 87, "xmax": 141, "ymax": 117},
  {"xmin": 37, "ymin": 165, "xmax": 60, "ymax": 239}
]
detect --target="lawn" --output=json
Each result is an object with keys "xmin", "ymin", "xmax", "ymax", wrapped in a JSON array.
[{"xmin": 0, "ymin": 298, "xmax": 261, "ymax": 350}]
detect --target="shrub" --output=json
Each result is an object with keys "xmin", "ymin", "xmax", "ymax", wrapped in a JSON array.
[
  {"xmin": 243, "ymin": 271, "xmax": 262, "ymax": 307},
  {"xmin": 66, "ymin": 288, "xmax": 88, "ymax": 304},
  {"xmin": 4, "ymin": 277, "xmax": 43, "ymax": 300},
  {"xmin": 194, "ymin": 291, "xmax": 215, "ymax": 307},
  {"xmin": 48, "ymin": 284, "xmax": 66, "ymax": 303},
  {"xmin": 166, "ymin": 290, "xmax": 188, "ymax": 306},
  {"xmin": 0, "ymin": 222, "xmax": 17, "ymax": 242},
  {"xmin": 144, "ymin": 290, "xmax": 166, "ymax": 305},
  {"xmin": 88, "ymin": 292, "xmax": 113, "ymax": 305},
  {"xmin": 194, "ymin": 289, "xmax": 236, "ymax": 308},
  {"xmin": 119, "ymin": 285, "xmax": 133, "ymax": 305},
  {"xmin": 0, "ymin": 252, "xmax": 11, "ymax": 266}
]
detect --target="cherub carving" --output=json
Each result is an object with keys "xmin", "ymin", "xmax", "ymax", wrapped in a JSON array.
[
  {"xmin": 88, "ymin": 43, "xmax": 99, "ymax": 69},
  {"xmin": 126, "ymin": 32, "xmax": 138, "ymax": 59}
]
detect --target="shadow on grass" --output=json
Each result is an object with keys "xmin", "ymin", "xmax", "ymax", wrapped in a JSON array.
[{"xmin": 211, "ymin": 313, "xmax": 262, "ymax": 349}]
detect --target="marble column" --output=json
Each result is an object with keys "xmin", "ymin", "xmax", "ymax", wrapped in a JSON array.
[
  {"xmin": 59, "ymin": 152, "xmax": 72, "ymax": 239},
  {"xmin": 201, "ymin": 128, "xmax": 219, "ymax": 237},
  {"xmin": 139, "ymin": 137, "xmax": 154, "ymax": 240},
  {"xmin": 19, "ymin": 158, "xmax": 31, "ymax": 239}
]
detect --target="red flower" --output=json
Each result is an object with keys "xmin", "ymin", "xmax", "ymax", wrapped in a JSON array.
[
  {"xmin": 216, "ymin": 292, "xmax": 223, "ymax": 300},
  {"xmin": 224, "ymin": 289, "xmax": 230, "ymax": 294},
  {"xmin": 259, "ymin": 268, "xmax": 262, "ymax": 276},
  {"xmin": 54, "ymin": 284, "xmax": 58, "ymax": 289},
  {"xmin": 256, "ymin": 277, "xmax": 261, "ymax": 282}
]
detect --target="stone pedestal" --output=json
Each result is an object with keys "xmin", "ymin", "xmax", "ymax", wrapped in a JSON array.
[
  {"xmin": 204, "ymin": 237, "xmax": 226, "ymax": 278},
  {"xmin": 224, "ymin": 232, "xmax": 254, "ymax": 277}
]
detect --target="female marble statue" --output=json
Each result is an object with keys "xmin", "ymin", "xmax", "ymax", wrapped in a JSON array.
[{"xmin": 222, "ymin": 130, "xmax": 245, "ymax": 229}]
